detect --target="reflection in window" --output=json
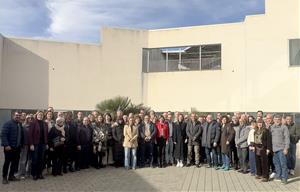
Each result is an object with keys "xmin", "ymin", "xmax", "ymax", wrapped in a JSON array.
[
  {"xmin": 142, "ymin": 44, "xmax": 221, "ymax": 73},
  {"xmin": 289, "ymin": 39, "xmax": 300, "ymax": 66}
]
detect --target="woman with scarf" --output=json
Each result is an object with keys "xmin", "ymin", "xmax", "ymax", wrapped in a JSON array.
[
  {"xmin": 44, "ymin": 111, "xmax": 55, "ymax": 173},
  {"xmin": 93, "ymin": 114, "xmax": 107, "ymax": 169},
  {"xmin": 48, "ymin": 117, "xmax": 66, "ymax": 176}
]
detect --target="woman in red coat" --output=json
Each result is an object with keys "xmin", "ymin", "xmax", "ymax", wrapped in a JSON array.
[{"xmin": 155, "ymin": 115, "xmax": 169, "ymax": 168}]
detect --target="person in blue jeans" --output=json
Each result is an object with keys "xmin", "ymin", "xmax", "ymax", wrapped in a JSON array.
[
  {"xmin": 286, "ymin": 115, "xmax": 300, "ymax": 176},
  {"xmin": 123, "ymin": 116, "xmax": 138, "ymax": 170},
  {"xmin": 220, "ymin": 116, "xmax": 235, "ymax": 171},
  {"xmin": 270, "ymin": 115, "xmax": 290, "ymax": 184}
]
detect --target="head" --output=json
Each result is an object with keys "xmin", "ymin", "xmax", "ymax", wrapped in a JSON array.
[
  {"xmin": 190, "ymin": 113, "xmax": 196, "ymax": 122},
  {"xmin": 231, "ymin": 115, "xmax": 238, "ymax": 124},
  {"xmin": 56, "ymin": 117, "xmax": 65, "ymax": 127},
  {"xmin": 167, "ymin": 114, "xmax": 172, "ymax": 122},
  {"xmin": 206, "ymin": 114, "xmax": 213, "ymax": 123},
  {"xmin": 174, "ymin": 111, "xmax": 179, "ymax": 121},
  {"xmin": 47, "ymin": 107, "xmax": 54, "ymax": 113},
  {"xmin": 216, "ymin": 113, "xmax": 222, "ymax": 119},
  {"xmin": 139, "ymin": 109, "xmax": 145, "ymax": 119},
  {"xmin": 221, "ymin": 116, "xmax": 229, "ymax": 125},
  {"xmin": 97, "ymin": 114, "xmax": 104, "ymax": 123},
  {"xmin": 134, "ymin": 115, "xmax": 141, "ymax": 125},
  {"xmin": 12, "ymin": 111, "xmax": 22, "ymax": 122},
  {"xmin": 116, "ymin": 110, "xmax": 123, "ymax": 119},
  {"xmin": 239, "ymin": 118, "xmax": 246, "ymax": 126},
  {"xmin": 281, "ymin": 117, "xmax": 287, "ymax": 125},
  {"xmin": 128, "ymin": 117, "xmax": 134, "ymax": 126},
  {"xmin": 184, "ymin": 114, "xmax": 189, "ymax": 122},
  {"xmin": 36, "ymin": 111, "xmax": 44, "ymax": 121},
  {"xmin": 162, "ymin": 112, "xmax": 167, "ymax": 120},
  {"xmin": 159, "ymin": 115, "xmax": 165, "ymax": 124},
  {"xmin": 122, "ymin": 115, "xmax": 128, "ymax": 123},
  {"xmin": 248, "ymin": 116, "xmax": 255, "ymax": 123},
  {"xmin": 21, "ymin": 112, "xmax": 27, "ymax": 122},
  {"xmin": 273, "ymin": 115, "xmax": 282, "ymax": 126},
  {"xmin": 178, "ymin": 114, "xmax": 184, "ymax": 122},
  {"xmin": 198, "ymin": 116, "xmax": 205, "ymax": 124},
  {"xmin": 57, "ymin": 111, "xmax": 64, "ymax": 118},
  {"xmin": 257, "ymin": 119, "xmax": 264, "ymax": 129},
  {"xmin": 92, "ymin": 110, "xmax": 99, "ymax": 118},
  {"xmin": 105, "ymin": 113, "xmax": 112, "ymax": 123},
  {"xmin": 257, "ymin": 110, "xmax": 263, "ymax": 119},
  {"xmin": 144, "ymin": 115, "xmax": 150, "ymax": 124},
  {"xmin": 234, "ymin": 111, "xmax": 241, "ymax": 119},
  {"xmin": 88, "ymin": 114, "xmax": 95, "ymax": 122},
  {"xmin": 83, "ymin": 117, "xmax": 89, "ymax": 126},
  {"xmin": 128, "ymin": 113, "xmax": 134, "ymax": 119},
  {"xmin": 25, "ymin": 114, "xmax": 34, "ymax": 124},
  {"xmin": 265, "ymin": 113, "xmax": 273, "ymax": 125},
  {"xmin": 65, "ymin": 112, "xmax": 73, "ymax": 123},
  {"xmin": 46, "ymin": 111, "xmax": 53, "ymax": 121},
  {"xmin": 250, "ymin": 121, "xmax": 257, "ymax": 129},
  {"xmin": 149, "ymin": 110, "xmax": 155, "ymax": 118},
  {"xmin": 77, "ymin": 112, "xmax": 83, "ymax": 120},
  {"xmin": 286, "ymin": 115, "xmax": 293, "ymax": 125}
]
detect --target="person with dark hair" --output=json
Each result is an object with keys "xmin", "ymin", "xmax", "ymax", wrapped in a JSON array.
[
  {"xmin": 265, "ymin": 113, "xmax": 276, "ymax": 179},
  {"xmin": 271, "ymin": 115, "xmax": 290, "ymax": 184},
  {"xmin": 156, "ymin": 115, "xmax": 169, "ymax": 168},
  {"xmin": 104, "ymin": 113, "xmax": 114, "ymax": 166},
  {"xmin": 77, "ymin": 117, "xmax": 93, "ymax": 169},
  {"xmin": 286, "ymin": 115, "xmax": 300, "ymax": 176},
  {"xmin": 201, "ymin": 114, "xmax": 221, "ymax": 169},
  {"xmin": 48, "ymin": 117, "xmax": 65, "ymax": 176},
  {"xmin": 248, "ymin": 121, "xmax": 257, "ymax": 176},
  {"xmin": 112, "ymin": 116, "xmax": 125, "ymax": 168},
  {"xmin": 123, "ymin": 117, "xmax": 138, "ymax": 170},
  {"xmin": 230, "ymin": 115, "xmax": 239, "ymax": 170},
  {"xmin": 165, "ymin": 114, "xmax": 175, "ymax": 166},
  {"xmin": 186, "ymin": 113, "xmax": 202, "ymax": 168},
  {"xmin": 1, "ymin": 111, "xmax": 24, "ymax": 184},
  {"xmin": 173, "ymin": 114, "xmax": 187, "ymax": 168},
  {"xmin": 93, "ymin": 115, "xmax": 107, "ymax": 169},
  {"xmin": 254, "ymin": 119, "xmax": 272, "ymax": 182},
  {"xmin": 44, "ymin": 111, "xmax": 55, "ymax": 174},
  {"xmin": 220, "ymin": 116, "xmax": 235, "ymax": 171},
  {"xmin": 29, "ymin": 111, "xmax": 48, "ymax": 180},
  {"xmin": 257, "ymin": 111, "xmax": 264, "ymax": 120}
]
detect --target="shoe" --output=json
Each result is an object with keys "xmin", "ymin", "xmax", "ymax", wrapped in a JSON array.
[
  {"xmin": 281, "ymin": 180, "xmax": 288, "ymax": 185},
  {"xmin": 2, "ymin": 178, "xmax": 9, "ymax": 184},
  {"xmin": 220, "ymin": 165, "xmax": 225, "ymax": 169},
  {"xmin": 242, "ymin": 171, "xmax": 249, "ymax": 174},
  {"xmin": 261, "ymin": 178, "xmax": 268, "ymax": 182},
  {"xmin": 223, "ymin": 166, "xmax": 229, "ymax": 171},
  {"xmin": 270, "ymin": 172, "xmax": 276, "ymax": 179},
  {"xmin": 289, "ymin": 169, "xmax": 295, "ymax": 176},
  {"xmin": 214, "ymin": 166, "xmax": 219, "ymax": 170},
  {"xmin": 255, "ymin": 176, "xmax": 262, "ymax": 179},
  {"xmin": 132, "ymin": 167, "xmax": 136, "ymax": 170},
  {"xmin": 176, "ymin": 162, "xmax": 180, "ymax": 167},
  {"xmin": 237, "ymin": 169, "xmax": 243, "ymax": 173},
  {"xmin": 33, "ymin": 176, "xmax": 38, "ymax": 180},
  {"xmin": 20, "ymin": 176, "xmax": 25, "ymax": 180},
  {"xmin": 8, "ymin": 176, "xmax": 20, "ymax": 181},
  {"xmin": 274, "ymin": 178, "xmax": 281, "ymax": 182},
  {"xmin": 206, "ymin": 165, "xmax": 211, "ymax": 168},
  {"xmin": 251, "ymin": 173, "xmax": 255, "ymax": 176},
  {"xmin": 38, "ymin": 175, "xmax": 45, "ymax": 179},
  {"xmin": 186, "ymin": 163, "xmax": 191, "ymax": 167},
  {"xmin": 180, "ymin": 162, "xmax": 184, "ymax": 168},
  {"xmin": 196, "ymin": 164, "xmax": 201, "ymax": 168}
]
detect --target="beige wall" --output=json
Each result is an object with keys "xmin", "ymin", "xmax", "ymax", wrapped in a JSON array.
[
  {"xmin": 144, "ymin": 0, "xmax": 300, "ymax": 113},
  {"xmin": 0, "ymin": 0, "xmax": 299, "ymax": 113},
  {"xmin": 0, "ymin": 34, "xmax": 3, "ymax": 89}
]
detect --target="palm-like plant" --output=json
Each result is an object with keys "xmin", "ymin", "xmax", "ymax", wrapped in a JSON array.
[{"xmin": 95, "ymin": 96, "xmax": 150, "ymax": 115}]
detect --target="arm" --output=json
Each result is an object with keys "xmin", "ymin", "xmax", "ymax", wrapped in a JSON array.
[
  {"xmin": 112, "ymin": 126, "xmax": 118, "ymax": 141},
  {"xmin": 1, "ymin": 122, "xmax": 10, "ymax": 147},
  {"xmin": 237, "ymin": 127, "xmax": 250, "ymax": 145},
  {"xmin": 214, "ymin": 124, "xmax": 221, "ymax": 144},
  {"xmin": 150, "ymin": 124, "xmax": 157, "ymax": 139},
  {"xmin": 186, "ymin": 123, "xmax": 192, "ymax": 139},
  {"xmin": 165, "ymin": 124, "xmax": 169, "ymax": 142},
  {"xmin": 194, "ymin": 124, "xmax": 202, "ymax": 139},
  {"xmin": 283, "ymin": 125, "xmax": 290, "ymax": 150},
  {"xmin": 266, "ymin": 129, "xmax": 272, "ymax": 151}
]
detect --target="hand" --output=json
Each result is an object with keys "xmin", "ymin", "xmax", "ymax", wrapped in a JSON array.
[
  {"xmin": 154, "ymin": 140, "xmax": 157, "ymax": 145},
  {"xmin": 4, "ymin": 146, "xmax": 12, "ymax": 151},
  {"xmin": 193, "ymin": 137, "xmax": 196, "ymax": 141},
  {"xmin": 283, "ymin": 148, "xmax": 288, "ymax": 155},
  {"xmin": 166, "ymin": 141, "xmax": 168, "ymax": 145},
  {"xmin": 77, "ymin": 145, "xmax": 81, "ymax": 150},
  {"xmin": 185, "ymin": 139, "xmax": 188, "ymax": 143},
  {"xmin": 46, "ymin": 145, "xmax": 49, "ymax": 150},
  {"xmin": 61, "ymin": 138, "xmax": 65, "ymax": 142},
  {"xmin": 30, "ymin": 145, "xmax": 35, "ymax": 151},
  {"xmin": 266, "ymin": 149, "xmax": 270, "ymax": 155},
  {"xmin": 213, "ymin": 142, "xmax": 217, "ymax": 147},
  {"xmin": 50, "ymin": 148, "xmax": 54, "ymax": 151},
  {"xmin": 226, "ymin": 141, "xmax": 229, "ymax": 145},
  {"xmin": 174, "ymin": 142, "xmax": 177, "ymax": 145}
]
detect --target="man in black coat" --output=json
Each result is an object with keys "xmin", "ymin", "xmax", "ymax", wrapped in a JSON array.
[
  {"xmin": 1, "ymin": 111, "xmax": 24, "ymax": 184},
  {"xmin": 201, "ymin": 114, "xmax": 221, "ymax": 168}
]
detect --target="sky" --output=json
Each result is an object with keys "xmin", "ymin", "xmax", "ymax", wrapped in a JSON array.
[{"xmin": 0, "ymin": 0, "xmax": 265, "ymax": 44}]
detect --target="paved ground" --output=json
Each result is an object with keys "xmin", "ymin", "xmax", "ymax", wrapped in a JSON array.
[{"xmin": 0, "ymin": 150, "xmax": 299, "ymax": 192}]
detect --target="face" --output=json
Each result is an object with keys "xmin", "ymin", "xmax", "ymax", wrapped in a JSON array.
[
  {"xmin": 167, "ymin": 114, "xmax": 172, "ymax": 122},
  {"xmin": 83, "ymin": 117, "xmax": 89, "ymax": 126},
  {"xmin": 206, "ymin": 115, "xmax": 212, "ymax": 123},
  {"xmin": 58, "ymin": 112, "xmax": 64, "ymax": 118},
  {"xmin": 221, "ymin": 117, "xmax": 227, "ymax": 125},
  {"xmin": 251, "ymin": 122, "xmax": 257, "ymax": 129},
  {"xmin": 89, "ymin": 115, "xmax": 95, "ymax": 122},
  {"xmin": 128, "ymin": 117, "xmax": 134, "ymax": 125},
  {"xmin": 159, "ymin": 117, "xmax": 164, "ymax": 123},
  {"xmin": 231, "ymin": 116, "xmax": 237, "ymax": 123},
  {"xmin": 273, "ymin": 117, "xmax": 281, "ymax": 125},
  {"xmin": 92, "ymin": 111, "xmax": 99, "ymax": 117},
  {"xmin": 117, "ymin": 110, "xmax": 123, "ymax": 118},
  {"xmin": 97, "ymin": 115, "xmax": 104, "ymax": 122},
  {"xmin": 257, "ymin": 122, "xmax": 263, "ymax": 128},
  {"xmin": 178, "ymin": 114, "xmax": 184, "ymax": 122},
  {"xmin": 47, "ymin": 112, "xmax": 53, "ymax": 120},
  {"xmin": 144, "ymin": 115, "xmax": 150, "ymax": 123},
  {"xmin": 77, "ymin": 112, "xmax": 83, "ymax": 120},
  {"xmin": 135, "ymin": 117, "xmax": 141, "ymax": 125},
  {"xmin": 286, "ymin": 116, "xmax": 292, "ymax": 125},
  {"xmin": 266, "ymin": 114, "xmax": 273, "ymax": 125},
  {"xmin": 239, "ymin": 119, "xmax": 245, "ymax": 126},
  {"xmin": 217, "ymin": 113, "xmax": 221, "ymax": 119},
  {"xmin": 162, "ymin": 112, "xmax": 167, "ymax": 119},
  {"xmin": 257, "ymin": 112, "xmax": 263, "ymax": 118},
  {"xmin": 13, "ymin": 112, "xmax": 21, "ymax": 122},
  {"xmin": 37, "ymin": 112, "xmax": 43, "ymax": 121},
  {"xmin": 105, "ymin": 115, "xmax": 111, "ymax": 122},
  {"xmin": 123, "ymin": 115, "xmax": 128, "ymax": 122},
  {"xmin": 190, "ymin": 114, "xmax": 196, "ymax": 122},
  {"xmin": 21, "ymin": 113, "xmax": 27, "ymax": 121}
]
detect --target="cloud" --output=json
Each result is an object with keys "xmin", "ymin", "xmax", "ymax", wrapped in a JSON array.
[{"xmin": 0, "ymin": 0, "xmax": 265, "ymax": 43}]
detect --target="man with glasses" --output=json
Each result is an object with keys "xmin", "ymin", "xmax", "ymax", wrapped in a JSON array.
[{"xmin": 1, "ymin": 111, "xmax": 24, "ymax": 184}]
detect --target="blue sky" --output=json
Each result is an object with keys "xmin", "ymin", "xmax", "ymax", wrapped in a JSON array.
[{"xmin": 0, "ymin": 0, "xmax": 265, "ymax": 43}]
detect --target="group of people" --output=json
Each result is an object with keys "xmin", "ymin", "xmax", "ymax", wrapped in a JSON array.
[{"xmin": 1, "ymin": 107, "xmax": 299, "ymax": 185}]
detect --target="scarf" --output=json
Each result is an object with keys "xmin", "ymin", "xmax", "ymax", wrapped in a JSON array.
[{"xmin": 55, "ymin": 124, "xmax": 65, "ymax": 137}]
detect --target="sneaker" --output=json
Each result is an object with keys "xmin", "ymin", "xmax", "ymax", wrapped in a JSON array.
[
  {"xmin": 196, "ymin": 164, "xmax": 201, "ymax": 168},
  {"xmin": 261, "ymin": 178, "xmax": 268, "ymax": 182},
  {"xmin": 224, "ymin": 166, "xmax": 229, "ymax": 171},
  {"xmin": 8, "ymin": 176, "xmax": 20, "ymax": 181},
  {"xmin": 281, "ymin": 180, "xmax": 288, "ymax": 185},
  {"xmin": 274, "ymin": 178, "xmax": 281, "ymax": 182},
  {"xmin": 270, "ymin": 172, "xmax": 276, "ymax": 179},
  {"xmin": 289, "ymin": 169, "xmax": 295, "ymax": 176},
  {"xmin": 176, "ymin": 162, "xmax": 180, "ymax": 167},
  {"xmin": 180, "ymin": 162, "xmax": 184, "ymax": 168},
  {"xmin": 206, "ymin": 165, "xmax": 211, "ymax": 168}
]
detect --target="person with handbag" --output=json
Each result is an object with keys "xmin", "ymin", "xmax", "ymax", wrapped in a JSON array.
[{"xmin": 48, "ymin": 117, "xmax": 66, "ymax": 176}]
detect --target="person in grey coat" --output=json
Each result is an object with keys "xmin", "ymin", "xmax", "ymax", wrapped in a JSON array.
[
  {"xmin": 271, "ymin": 115, "xmax": 290, "ymax": 184},
  {"xmin": 201, "ymin": 114, "xmax": 221, "ymax": 168},
  {"xmin": 186, "ymin": 113, "xmax": 202, "ymax": 167},
  {"xmin": 235, "ymin": 118, "xmax": 250, "ymax": 174}
]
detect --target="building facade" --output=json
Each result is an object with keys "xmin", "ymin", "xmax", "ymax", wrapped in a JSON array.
[{"xmin": 0, "ymin": 0, "xmax": 299, "ymax": 122}]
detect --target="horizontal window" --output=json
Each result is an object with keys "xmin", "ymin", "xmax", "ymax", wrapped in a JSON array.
[
  {"xmin": 289, "ymin": 39, "xmax": 300, "ymax": 66},
  {"xmin": 142, "ymin": 44, "xmax": 221, "ymax": 73}
]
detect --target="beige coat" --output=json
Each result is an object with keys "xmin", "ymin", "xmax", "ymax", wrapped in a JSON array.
[{"xmin": 123, "ymin": 124, "xmax": 138, "ymax": 148}]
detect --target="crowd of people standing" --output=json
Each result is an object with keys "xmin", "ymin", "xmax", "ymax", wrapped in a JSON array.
[{"xmin": 1, "ymin": 107, "xmax": 299, "ymax": 185}]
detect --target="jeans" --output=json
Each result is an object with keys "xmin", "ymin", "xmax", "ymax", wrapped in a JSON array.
[
  {"xmin": 124, "ymin": 147, "xmax": 137, "ymax": 169},
  {"xmin": 222, "ymin": 153, "xmax": 230, "ymax": 167},
  {"xmin": 237, "ymin": 147, "xmax": 248, "ymax": 172},
  {"xmin": 18, "ymin": 145, "xmax": 31, "ymax": 177},
  {"xmin": 31, "ymin": 144, "xmax": 46, "ymax": 177},
  {"xmin": 141, "ymin": 141, "xmax": 154, "ymax": 166},
  {"xmin": 273, "ymin": 150, "xmax": 288, "ymax": 181},
  {"xmin": 249, "ymin": 150, "xmax": 256, "ymax": 174},
  {"xmin": 205, "ymin": 147, "xmax": 217, "ymax": 166},
  {"xmin": 287, "ymin": 143, "xmax": 297, "ymax": 170},
  {"xmin": 2, "ymin": 147, "xmax": 21, "ymax": 178},
  {"xmin": 187, "ymin": 145, "xmax": 200, "ymax": 165},
  {"xmin": 165, "ymin": 138, "xmax": 174, "ymax": 164}
]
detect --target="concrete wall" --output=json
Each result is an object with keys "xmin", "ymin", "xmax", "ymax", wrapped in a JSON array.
[
  {"xmin": 0, "ymin": 34, "xmax": 3, "ymax": 91},
  {"xmin": 144, "ymin": 0, "xmax": 300, "ymax": 113}
]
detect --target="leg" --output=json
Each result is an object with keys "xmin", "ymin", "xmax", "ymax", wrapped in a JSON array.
[
  {"xmin": 255, "ymin": 154, "xmax": 262, "ymax": 176},
  {"xmin": 212, "ymin": 147, "xmax": 218, "ymax": 167},
  {"xmin": 2, "ymin": 150, "xmax": 13, "ymax": 179},
  {"xmin": 132, "ymin": 148, "xmax": 137, "ymax": 169},
  {"xmin": 273, "ymin": 151, "xmax": 281, "ymax": 179},
  {"xmin": 124, "ymin": 147, "xmax": 129, "ymax": 168},
  {"xmin": 187, "ymin": 145, "xmax": 193, "ymax": 164},
  {"xmin": 194, "ymin": 145, "xmax": 200, "ymax": 165},
  {"xmin": 279, "ymin": 150, "xmax": 288, "ymax": 182},
  {"xmin": 205, "ymin": 147, "xmax": 211, "ymax": 166}
]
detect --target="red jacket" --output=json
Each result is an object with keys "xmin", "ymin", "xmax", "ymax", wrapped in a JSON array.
[
  {"xmin": 156, "ymin": 122, "xmax": 169, "ymax": 141},
  {"xmin": 28, "ymin": 120, "xmax": 48, "ymax": 145}
]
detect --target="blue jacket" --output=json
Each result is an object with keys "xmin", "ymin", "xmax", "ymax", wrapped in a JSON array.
[{"xmin": 1, "ymin": 119, "xmax": 24, "ymax": 148}]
